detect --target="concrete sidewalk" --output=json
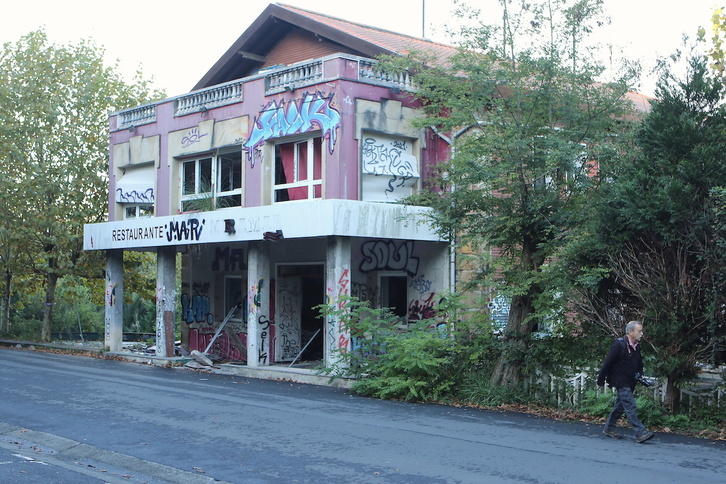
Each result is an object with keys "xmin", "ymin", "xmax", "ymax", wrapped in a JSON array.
[{"xmin": 0, "ymin": 339, "xmax": 353, "ymax": 388}]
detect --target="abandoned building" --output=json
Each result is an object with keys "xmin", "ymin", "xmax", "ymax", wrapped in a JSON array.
[{"xmin": 83, "ymin": 3, "xmax": 462, "ymax": 367}]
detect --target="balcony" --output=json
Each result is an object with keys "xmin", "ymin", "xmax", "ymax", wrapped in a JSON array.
[
  {"xmin": 174, "ymin": 81, "xmax": 244, "ymax": 116},
  {"xmin": 112, "ymin": 54, "xmax": 415, "ymax": 131}
]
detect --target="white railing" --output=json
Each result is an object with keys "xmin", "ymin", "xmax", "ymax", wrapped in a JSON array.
[
  {"xmin": 117, "ymin": 104, "xmax": 156, "ymax": 130},
  {"xmin": 174, "ymin": 81, "xmax": 244, "ymax": 116},
  {"xmin": 359, "ymin": 60, "xmax": 415, "ymax": 91},
  {"xmin": 535, "ymin": 368, "xmax": 725, "ymax": 410},
  {"xmin": 114, "ymin": 55, "xmax": 420, "ymax": 131},
  {"xmin": 265, "ymin": 61, "xmax": 324, "ymax": 94}
]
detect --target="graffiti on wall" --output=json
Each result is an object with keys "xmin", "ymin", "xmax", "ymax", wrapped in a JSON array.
[
  {"xmin": 181, "ymin": 293, "xmax": 213, "ymax": 325},
  {"xmin": 362, "ymin": 137, "xmax": 417, "ymax": 177},
  {"xmin": 361, "ymin": 135, "xmax": 419, "ymax": 201},
  {"xmin": 351, "ymin": 282, "xmax": 371, "ymax": 303},
  {"xmin": 275, "ymin": 279, "xmax": 302, "ymax": 360},
  {"xmin": 166, "ymin": 218, "xmax": 205, "ymax": 242},
  {"xmin": 244, "ymin": 91, "xmax": 341, "ymax": 168},
  {"xmin": 188, "ymin": 328, "xmax": 247, "ymax": 361},
  {"xmin": 181, "ymin": 127, "xmax": 209, "ymax": 149},
  {"xmin": 409, "ymin": 274, "xmax": 432, "ymax": 295},
  {"xmin": 407, "ymin": 292, "xmax": 439, "ymax": 321},
  {"xmin": 116, "ymin": 187, "xmax": 154, "ymax": 205},
  {"xmin": 211, "ymin": 247, "xmax": 245, "ymax": 272},
  {"xmin": 359, "ymin": 239, "xmax": 420, "ymax": 277}
]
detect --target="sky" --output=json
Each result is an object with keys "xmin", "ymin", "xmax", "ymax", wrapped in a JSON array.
[{"xmin": 1, "ymin": 1, "xmax": 721, "ymax": 98}]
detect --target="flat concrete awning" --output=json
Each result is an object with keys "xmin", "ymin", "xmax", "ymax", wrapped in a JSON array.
[{"xmin": 83, "ymin": 199, "xmax": 444, "ymax": 250}]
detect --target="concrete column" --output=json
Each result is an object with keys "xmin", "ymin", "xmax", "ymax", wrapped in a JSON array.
[
  {"xmin": 246, "ymin": 241, "xmax": 271, "ymax": 367},
  {"xmin": 155, "ymin": 246, "xmax": 177, "ymax": 357},
  {"xmin": 104, "ymin": 249, "xmax": 124, "ymax": 353},
  {"xmin": 325, "ymin": 236, "xmax": 352, "ymax": 365}
]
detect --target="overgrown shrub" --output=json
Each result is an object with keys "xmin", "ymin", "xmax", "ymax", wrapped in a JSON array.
[
  {"xmin": 318, "ymin": 295, "xmax": 465, "ymax": 402},
  {"xmin": 458, "ymin": 370, "xmax": 529, "ymax": 406}
]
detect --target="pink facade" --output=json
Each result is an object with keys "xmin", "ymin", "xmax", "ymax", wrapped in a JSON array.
[{"xmin": 86, "ymin": 8, "xmax": 455, "ymax": 365}]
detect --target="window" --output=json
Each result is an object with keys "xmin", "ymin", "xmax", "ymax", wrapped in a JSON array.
[
  {"xmin": 360, "ymin": 134, "xmax": 419, "ymax": 202},
  {"xmin": 274, "ymin": 137, "xmax": 322, "ymax": 202},
  {"xmin": 125, "ymin": 204, "xmax": 154, "ymax": 219},
  {"xmin": 181, "ymin": 150, "xmax": 242, "ymax": 212}
]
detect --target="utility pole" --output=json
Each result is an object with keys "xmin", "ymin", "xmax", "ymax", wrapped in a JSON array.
[{"xmin": 422, "ymin": 0, "xmax": 426, "ymax": 38}]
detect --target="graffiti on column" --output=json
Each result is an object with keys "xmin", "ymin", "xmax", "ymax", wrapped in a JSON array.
[
  {"xmin": 248, "ymin": 278, "xmax": 264, "ymax": 308},
  {"xmin": 336, "ymin": 269, "xmax": 350, "ymax": 351},
  {"xmin": 359, "ymin": 239, "xmax": 420, "ymax": 276},
  {"xmin": 243, "ymin": 91, "xmax": 341, "ymax": 168},
  {"xmin": 258, "ymin": 315, "xmax": 270, "ymax": 364}
]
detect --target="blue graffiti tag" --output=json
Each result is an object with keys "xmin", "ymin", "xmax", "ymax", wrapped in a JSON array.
[{"xmin": 244, "ymin": 91, "xmax": 341, "ymax": 167}]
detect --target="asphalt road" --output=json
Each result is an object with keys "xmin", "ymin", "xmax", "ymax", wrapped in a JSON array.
[{"xmin": 0, "ymin": 348, "xmax": 723, "ymax": 484}]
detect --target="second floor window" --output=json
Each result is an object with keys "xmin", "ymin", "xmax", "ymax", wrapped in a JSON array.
[
  {"xmin": 181, "ymin": 150, "xmax": 242, "ymax": 212},
  {"xmin": 125, "ymin": 204, "xmax": 154, "ymax": 219},
  {"xmin": 274, "ymin": 137, "xmax": 322, "ymax": 202}
]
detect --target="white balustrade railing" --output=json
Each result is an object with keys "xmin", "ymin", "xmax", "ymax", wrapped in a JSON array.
[
  {"xmin": 265, "ymin": 61, "xmax": 324, "ymax": 94},
  {"xmin": 117, "ymin": 104, "xmax": 156, "ymax": 130},
  {"xmin": 114, "ymin": 55, "xmax": 420, "ymax": 131},
  {"xmin": 359, "ymin": 60, "xmax": 414, "ymax": 91},
  {"xmin": 174, "ymin": 81, "xmax": 244, "ymax": 116}
]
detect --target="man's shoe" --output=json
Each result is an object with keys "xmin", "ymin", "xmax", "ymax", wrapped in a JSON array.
[
  {"xmin": 636, "ymin": 431, "xmax": 654, "ymax": 443},
  {"xmin": 603, "ymin": 429, "xmax": 622, "ymax": 439}
]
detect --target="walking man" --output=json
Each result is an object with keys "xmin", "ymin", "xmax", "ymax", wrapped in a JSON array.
[{"xmin": 597, "ymin": 320, "xmax": 655, "ymax": 443}]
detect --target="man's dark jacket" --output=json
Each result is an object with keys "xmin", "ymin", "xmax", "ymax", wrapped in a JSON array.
[{"xmin": 597, "ymin": 337, "xmax": 643, "ymax": 390}]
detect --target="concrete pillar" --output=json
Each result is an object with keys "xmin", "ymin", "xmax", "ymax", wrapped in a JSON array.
[
  {"xmin": 325, "ymin": 236, "xmax": 352, "ymax": 365},
  {"xmin": 246, "ymin": 241, "xmax": 271, "ymax": 367},
  {"xmin": 104, "ymin": 249, "xmax": 124, "ymax": 352},
  {"xmin": 155, "ymin": 246, "xmax": 177, "ymax": 357}
]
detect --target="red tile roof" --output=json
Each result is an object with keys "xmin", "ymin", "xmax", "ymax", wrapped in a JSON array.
[{"xmin": 277, "ymin": 3, "xmax": 459, "ymax": 62}]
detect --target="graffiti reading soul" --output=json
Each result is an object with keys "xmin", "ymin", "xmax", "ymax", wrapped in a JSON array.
[{"xmin": 359, "ymin": 239, "xmax": 420, "ymax": 276}]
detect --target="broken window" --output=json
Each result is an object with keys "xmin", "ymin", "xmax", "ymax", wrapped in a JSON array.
[
  {"xmin": 360, "ymin": 134, "xmax": 419, "ymax": 202},
  {"xmin": 181, "ymin": 149, "xmax": 242, "ymax": 211},
  {"xmin": 124, "ymin": 204, "xmax": 154, "ymax": 219},
  {"xmin": 274, "ymin": 137, "xmax": 322, "ymax": 202}
]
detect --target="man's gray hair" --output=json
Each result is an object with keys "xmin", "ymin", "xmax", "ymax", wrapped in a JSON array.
[{"xmin": 626, "ymin": 320, "xmax": 643, "ymax": 334}]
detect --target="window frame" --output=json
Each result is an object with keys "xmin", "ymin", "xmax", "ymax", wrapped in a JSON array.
[
  {"xmin": 180, "ymin": 149, "xmax": 243, "ymax": 212},
  {"xmin": 124, "ymin": 204, "xmax": 154, "ymax": 220},
  {"xmin": 273, "ymin": 136, "xmax": 323, "ymax": 203}
]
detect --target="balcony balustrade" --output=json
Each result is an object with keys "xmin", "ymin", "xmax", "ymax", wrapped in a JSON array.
[
  {"xmin": 174, "ymin": 81, "xmax": 244, "ymax": 116},
  {"xmin": 113, "ymin": 55, "xmax": 415, "ymax": 130}
]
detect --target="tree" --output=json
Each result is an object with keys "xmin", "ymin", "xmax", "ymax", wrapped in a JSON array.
[
  {"xmin": 381, "ymin": 0, "xmax": 636, "ymax": 386},
  {"xmin": 573, "ymin": 50, "xmax": 726, "ymax": 412},
  {"xmin": 0, "ymin": 30, "xmax": 163, "ymax": 341}
]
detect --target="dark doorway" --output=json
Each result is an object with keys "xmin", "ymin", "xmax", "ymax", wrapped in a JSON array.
[{"xmin": 276, "ymin": 264, "xmax": 325, "ymax": 363}]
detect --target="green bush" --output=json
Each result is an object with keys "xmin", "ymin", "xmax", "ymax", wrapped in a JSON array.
[
  {"xmin": 458, "ymin": 370, "xmax": 528, "ymax": 406},
  {"xmin": 317, "ymin": 295, "xmax": 462, "ymax": 402},
  {"xmin": 577, "ymin": 390, "xmax": 615, "ymax": 418}
]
